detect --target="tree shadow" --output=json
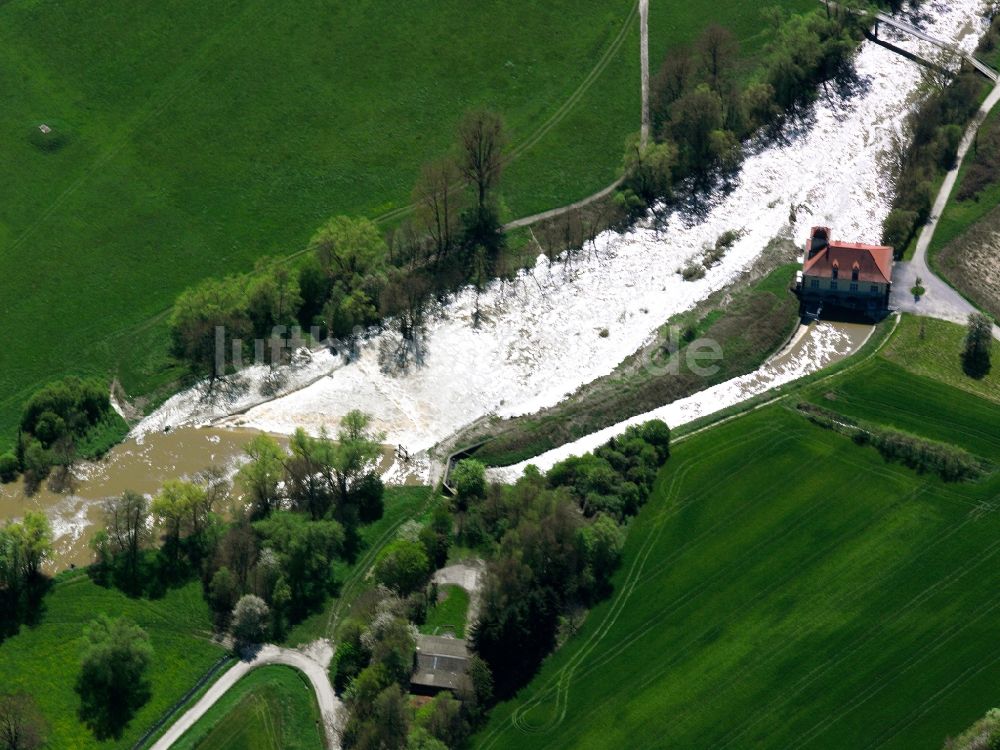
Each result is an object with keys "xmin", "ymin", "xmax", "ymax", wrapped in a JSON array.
[{"xmin": 78, "ymin": 680, "xmax": 152, "ymax": 741}]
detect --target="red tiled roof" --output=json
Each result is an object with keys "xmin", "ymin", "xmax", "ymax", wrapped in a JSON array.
[{"xmin": 803, "ymin": 241, "xmax": 893, "ymax": 284}]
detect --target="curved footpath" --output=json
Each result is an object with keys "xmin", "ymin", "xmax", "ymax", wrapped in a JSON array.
[
  {"xmin": 149, "ymin": 641, "xmax": 342, "ymax": 750},
  {"xmin": 891, "ymin": 78, "xmax": 1000, "ymax": 339}
]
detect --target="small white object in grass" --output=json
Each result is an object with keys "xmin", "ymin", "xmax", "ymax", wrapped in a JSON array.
[{"xmin": 38, "ymin": 123, "xmax": 51, "ymax": 134}]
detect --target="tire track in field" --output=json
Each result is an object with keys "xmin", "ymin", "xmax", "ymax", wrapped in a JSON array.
[
  {"xmin": 373, "ymin": 0, "xmax": 640, "ymax": 225},
  {"xmin": 477, "ymin": 423, "xmax": 781, "ymax": 747},
  {"xmin": 788, "ymin": 588, "xmax": 1000, "ymax": 750},
  {"xmin": 714, "ymin": 534, "xmax": 1000, "ymax": 749},
  {"xmin": 511, "ymin": 425, "xmax": 786, "ymax": 734}
]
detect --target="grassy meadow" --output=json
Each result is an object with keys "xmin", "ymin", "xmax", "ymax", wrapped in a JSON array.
[
  {"xmin": 0, "ymin": 573, "xmax": 222, "ymax": 749},
  {"xmin": 0, "ymin": 0, "xmax": 816, "ymax": 451},
  {"xmin": 474, "ymin": 315, "xmax": 1000, "ymax": 750},
  {"xmin": 171, "ymin": 666, "xmax": 324, "ymax": 750}
]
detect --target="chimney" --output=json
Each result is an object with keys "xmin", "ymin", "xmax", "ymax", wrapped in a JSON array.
[{"xmin": 807, "ymin": 227, "xmax": 830, "ymax": 259}]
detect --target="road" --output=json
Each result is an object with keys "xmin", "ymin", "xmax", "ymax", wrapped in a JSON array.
[
  {"xmin": 890, "ymin": 77, "xmax": 1000, "ymax": 340},
  {"xmin": 149, "ymin": 641, "xmax": 342, "ymax": 750}
]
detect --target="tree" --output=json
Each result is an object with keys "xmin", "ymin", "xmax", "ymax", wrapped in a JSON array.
[
  {"xmin": 696, "ymin": 24, "xmax": 739, "ymax": 92},
  {"xmin": 285, "ymin": 428, "xmax": 335, "ymax": 521},
  {"xmin": 414, "ymin": 157, "xmax": 464, "ymax": 262},
  {"xmin": 10, "ymin": 513, "xmax": 52, "ymax": 588},
  {"xmin": 208, "ymin": 566, "xmax": 238, "ymax": 629},
  {"xmin": 76, "ymin": 615, "xmax": 153, "ymax": 739},
  {"xmin": 331, "ymin": 411, "xmax": 384, "ymax": 516},
  {"xmin": 0, "ymin": 453, "xmax": 17, "ymax": 484},
  {"xmin": 169, "ymin": 276, "xmax": 251, "ymax": 378},
  {"xmin": 457, "ymin": 109, "xmax": 507, "ymax": 251},
  {"xmin": 457, "ymin": 110, "xmax": 506, "ymax": 219},
  {"xmin": 231, "ymin": 594, "xmax": 270, "ymax": 645},
  {"xmin": 370, "ymin": 685, "xmax": 410, "ymax": 750},
  {"xmin": 0, "ymin": 692, "xmax": 47, "ymax": 750},
  {"xmin": 450, "ymin": 458, "xmax": 486, "ymax": 509},
  {"xmin": 237, "ymin": 434, "xmax": 286, "ymax": 518},
  {"xmin": 962, "ymin": 313, "xmax": 993, "ymax": 378},
  {"xmin": 651, "ymin": 46, "xmax": 694, "ymax": 130},
  {"xmin": 246, "ymin": 260, "xmax": 302, "ymax": 341},
  {"xmin": 253, "ymin": 512, "xmax": 344, "ymax": 618},
  {"xmin": 622, "ymin": 135, "xmax": 678, "ymax": 206},
  {"xmin": 373, "ymin": 539, "xmax": 431, "ymax": 596},
  {"xmin": 101, "ymin": 491, "xmax": 150, "ymax": 593},
  {"xmin": 151, "ymin": 480, "xmax": 216, "ymax": 569}
]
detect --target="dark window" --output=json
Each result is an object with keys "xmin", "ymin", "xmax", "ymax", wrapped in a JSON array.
[
  {"xmin": 870, "ymin": 285, "xmax": 879, "ymax": 294},
  {"xmin": 810, "ymin": 279, "xmax": 819, "ymax": 289},
  {"xmin": 830, "ymin": 280, "xmax": 838, "ymax": 290},
  {"xmin": 849, "ymin": 282, "xmax": 858, "ymax": 292},
  {"xmin": 852, "ymin": 267, "xmax": 859, "ymax": 281},
  {"xmin": 832, "ymin": 266, "xmax": 839, "ymax": 279}
]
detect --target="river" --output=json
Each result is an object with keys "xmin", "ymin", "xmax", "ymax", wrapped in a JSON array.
[{"xmin": 0, "ymin": 1, "xmax": 988, "ymax": 567}]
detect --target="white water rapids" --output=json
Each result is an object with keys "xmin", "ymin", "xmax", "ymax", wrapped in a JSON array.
[{"xmin": 136, "ymin": 1, "xmax": 987, "ymax": 478}]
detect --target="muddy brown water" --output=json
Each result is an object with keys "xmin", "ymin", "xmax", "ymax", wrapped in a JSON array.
[
  {"xmin": 0, "ymin": 426, "xmax": 395, "ymax": 571},
  {"xmin": 1, "ymin": 321, "xmax": 872, "ymax": 570}
]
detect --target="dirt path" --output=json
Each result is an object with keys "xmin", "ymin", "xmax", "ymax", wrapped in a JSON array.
[
  {"xmin": 149, "ymin": 641, "xmax": 342, "ymax": 750},
  {"xmin": 891, "ymin": 78, "xmax": 1000, "ymax": 340},
  {"xmin": 433, "ymin": 560, "xmax": 486, "ymax": 627},
  {"xmin": 640, "ymin": 0, "xmax": 650, "ymax": 146}
]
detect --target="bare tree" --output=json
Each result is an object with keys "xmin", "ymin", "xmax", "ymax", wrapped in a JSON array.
[
  {"xmin": 413, "ymin": 157, "xmax": 463, "ymax": 262},
  {"xmin": 457, "ymin": 109, "xmax": 507, "ymax": 218},
  {"xmin": 0, "ymin": 692, "xmax": 47, "ymax": 750},
  {"xmin": 696, "ymin": 24, "xmax": 739, "ymax": 92},
  {"xmin": 102, "ymin": 491, "xmax": 150, "ymax": 591},
  {"xmin": 651, "ymin": 46, "xmax": 694, "ymax": 130}
]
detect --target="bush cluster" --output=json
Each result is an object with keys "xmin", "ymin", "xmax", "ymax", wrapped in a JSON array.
[
  {"xmin": 3, "ymin": 377, "xmax": 121, "ymax": 489},
  {"xmin": 798, "ymin": 402, "xmax": 986, "ymax": 482}
]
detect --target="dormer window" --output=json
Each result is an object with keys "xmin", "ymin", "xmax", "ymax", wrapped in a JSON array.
[
  {"xmin": 852, "ymin": 264, "xmax": 860, "ymax": 282},
  {"xmin": 831, "ymin": 261, "xmax": 839, "ymax": 280}
]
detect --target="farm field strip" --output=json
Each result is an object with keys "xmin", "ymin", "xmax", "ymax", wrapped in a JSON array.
[{"xmin": 476, "ymin": 371, "xmax": 1000, "ymax": 750}]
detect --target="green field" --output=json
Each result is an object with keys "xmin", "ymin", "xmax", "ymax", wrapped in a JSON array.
[
  {"xmin": 0, "ymin": 0, "xmax": 815, "ymax": 450},
  {"xmin": 421, "ymin": 584, "xmax": 471, "ymax": 638},
  {"xmin": 0, "ymin": 574, "xmax": 221, "ymax": 749},
  {"xmin": 475, "ymin": 316, "xmax": 1000, "ymax": 750},
  {"xmin": 171, "ymin": 666, "xmax": 324, "ymax": 750}
]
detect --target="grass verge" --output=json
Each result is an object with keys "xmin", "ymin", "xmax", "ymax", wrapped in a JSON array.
[
  {"xmin": 0, "ymin": 572, "xmax": 221, "ymax": 749},
  {"xmin": 170, "ymin": 665, "xmax": 324, "ymax": 750}
]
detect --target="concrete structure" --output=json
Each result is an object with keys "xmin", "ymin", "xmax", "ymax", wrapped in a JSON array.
[{"xmin": 797, "ymin": 226, "xmax": 893, "ymax": 317}]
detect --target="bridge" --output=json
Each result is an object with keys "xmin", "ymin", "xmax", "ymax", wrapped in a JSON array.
[
  {"xmin": 824, "ymin": 1, "xmax": 999, "ymax": 82},
  {"xmin": 872, "ymin": 11, "xmax": 999, "ymax": 82}
]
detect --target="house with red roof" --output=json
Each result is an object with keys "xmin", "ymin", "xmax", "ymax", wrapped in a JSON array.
[{"xmin": 797, "ymin": 226, "xmax": 894, "ymax": 316}]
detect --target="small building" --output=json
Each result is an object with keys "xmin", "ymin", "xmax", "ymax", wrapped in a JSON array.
[
  {"xmin": 411, "ymin": 634, "xmax": 471, "ymax": 696},
  {"xmin": 798, "ymin": 226, "xmax": 894, "ymax": 317}
]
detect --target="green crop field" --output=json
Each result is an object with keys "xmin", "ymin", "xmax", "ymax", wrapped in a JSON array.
[
  {"xmin": 0, "ymin": 573, "xmax": 222, "ymax": 749},
  {"xmin": 171, "ymin": 666, "xmax": 324, "ymax": 750},
  {"xmin": 0, "ymin": 0, "xmax": 814, "ymax": 450},
  {"xmin": 475, "ymin": 316, "xmax": 1000, "ymax": 750}
]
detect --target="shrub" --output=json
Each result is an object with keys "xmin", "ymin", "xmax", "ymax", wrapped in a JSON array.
[{"xmin": 0, "ymin": 453, "xmax": 18, "ymax": 483}]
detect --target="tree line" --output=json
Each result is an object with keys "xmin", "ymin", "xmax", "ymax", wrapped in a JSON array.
[
  {"xmin": 170, "ymin": 109, "xmax": 510, "ymax": 379},
  {"xmin": 622, "ymin": 7, "xmax": 866, "ymax": 220},
  {"xmin": 881, "ymin": 13, "xmax": 1000, "ymax": 254},
  {"xmin": 0, "ymin": 376, "xmax": 125, "ymax": 494}
]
